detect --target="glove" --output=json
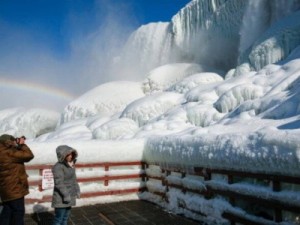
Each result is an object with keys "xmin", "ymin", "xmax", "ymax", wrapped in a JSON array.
[{"xmin": 63, "ymin": 195, "xmax": 71, "ymax": 203}]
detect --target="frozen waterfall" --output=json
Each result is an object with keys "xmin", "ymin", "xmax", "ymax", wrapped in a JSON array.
[{"xmin": 115, "ymin": 0, "xmax": 300, "ymax": 79}]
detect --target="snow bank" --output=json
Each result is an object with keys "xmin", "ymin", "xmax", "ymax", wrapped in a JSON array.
[
  {"xmin": 0, "ymin": 108, "xmax": 59, "ymax": 138},
  {"xmin": 144, "ymin": 128, "xmax": 300, "ymax": 177},
  {"xmin": 142, "ymin": 63, "xmax": 214, "ymax": 93},
  {"xmin": 60, "ymin": 81, "xmax": 144, "ymax": 124},
  {"xmin": 121, "ymin": 92, "xmax": 185, "ymax": 126}
]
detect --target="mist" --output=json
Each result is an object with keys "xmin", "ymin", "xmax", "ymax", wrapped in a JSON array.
[{"xmin": 0, "ymin": 0, "xmax": 140, "ymax": 111}]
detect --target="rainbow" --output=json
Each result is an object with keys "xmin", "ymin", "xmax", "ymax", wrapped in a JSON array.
[{"xmin": 0, "ymin": 78, "xmax": 76, "ymax": 101}]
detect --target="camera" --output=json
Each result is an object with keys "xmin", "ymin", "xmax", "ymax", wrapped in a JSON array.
[{"xmin": 16, "ymin": 136, "xmax": 26, "ymax": 145}]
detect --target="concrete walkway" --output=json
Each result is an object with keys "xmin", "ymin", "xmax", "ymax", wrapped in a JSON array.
[{"xmin": 25, "ymin": 200, "xmax": 202, "ymax": 225}]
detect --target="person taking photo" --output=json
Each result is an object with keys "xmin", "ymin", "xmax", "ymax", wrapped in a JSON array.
[{"xmin": 0, "ymin": 134, "xmax": 34, "ymax": 225}]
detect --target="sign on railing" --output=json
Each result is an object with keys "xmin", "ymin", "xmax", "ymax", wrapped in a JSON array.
[{"xmin": 41, "ymin": 169, "xmax": 54, "ymax": 190}]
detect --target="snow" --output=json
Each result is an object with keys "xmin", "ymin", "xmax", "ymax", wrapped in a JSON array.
[
  {"xmin": 92, "ymin": 118, "xmax": 138, "ymax": 140},
  {"xmin": 11, "ymin": 56, "xmax": 298, "ymax": 223},
  {"xmin": 0, "ymin": 108, "xmax": 59, "ymax": 138},
  {"xmin": 60, "ymin": 81, "xmax": 145, "ymax": 124},
  {"xmin": 114, "ymin": 0, "xmax": 300, "ymax": 76},
  {"xmin": 1, "ymin": 0, "xmax": 300, "ymax": 224},
  {"xmin": 142, "ymin": 63, "xmax": 221, "ymax": 93},
  {"xmin": 27, "ymin": 139, "xmax": 145, "ymax": 165},
  {"xmin": 168, "ymin": 72, "xmax": 223, "ymax": 94},
  {"xmin": 121, "ymin": 92, "xmax": 185, "ymax": 126},
  {"xmin": 241, "ymin": 10, "xmax": 300, "ymax": 70}
]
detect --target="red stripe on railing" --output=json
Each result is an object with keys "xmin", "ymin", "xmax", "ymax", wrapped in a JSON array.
[
  {"xmin": 77, "ymin": 174, "xmax": 146, "ymax": 183},
  {"xmin": 26, "ymin": 161, "xmax": 145, "ymax": 170}
]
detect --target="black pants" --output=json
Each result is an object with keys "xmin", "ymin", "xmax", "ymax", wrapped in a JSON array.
[{"xmin": 0, "ymin": 197, "xmax": 25, "ymax": 225}]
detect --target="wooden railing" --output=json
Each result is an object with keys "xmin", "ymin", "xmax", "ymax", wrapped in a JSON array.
[
  {"xmin": 25, "ymin": 161, "xmax": 300, "ymax": 224},
  {"xmin": 25, "ymin": 161, "xmax": 147, "ymax": 204},
  {"xmin": 145, "ymin": 163, "xmax": 300, "ymax": 225}
]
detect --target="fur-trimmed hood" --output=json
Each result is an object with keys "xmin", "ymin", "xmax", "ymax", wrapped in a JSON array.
[{"xmin": 56, "ymin": 145, "xmax": 78, "ymax": 163}]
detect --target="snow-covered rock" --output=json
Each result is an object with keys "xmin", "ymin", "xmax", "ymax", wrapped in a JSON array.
[
  {"xmin": 142, "ymin": 63, "xmax": 216, "ymax": 93},
  {"xmin": 60, "ymin": 81, "xmax": 145, "ymax": 124},
  {"xmin": 121, "ymin": 92, "xmax": 185, "ymax": 126},
  {"xmin": 0, "ymin": 108, "xmax": 59, "ymax": 138}
]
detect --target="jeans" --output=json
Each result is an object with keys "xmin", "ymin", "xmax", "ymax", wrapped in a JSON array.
[
  {"xmin": 0, "ymin": 197, "xmax": 25, "ymax": 225},
  {"xmin": 52, "ymin": 207, "xmax": 71, "ymax": 225}
]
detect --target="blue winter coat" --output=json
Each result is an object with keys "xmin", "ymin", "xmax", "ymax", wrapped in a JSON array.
[{"xmin": 51, "ymin": 145, "xmax": 80, "ymax": 208}]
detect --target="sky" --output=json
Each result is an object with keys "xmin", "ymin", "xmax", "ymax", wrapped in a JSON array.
[
  {"xmin": 0, "ymin": 0, "xmax": 191, "ymax": 58},
  {"xmin": 0, "ymin": 0, "xmax": 191, "ymax": 111}
]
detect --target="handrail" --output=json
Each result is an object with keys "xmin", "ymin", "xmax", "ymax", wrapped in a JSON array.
[
  {"xmin": 194, "ymin": 167, "xmax": 300, "ymax": 185},
  {"xmin": 26, "ymin": 161, "xmax": 145, "ymax": 170},
  {"xmin": 25, "ymin": 161, "xmax": 300, "ymax": 224},
  {"xmin": 25, "ymin": 161, "xmax": 146, "ymax": 204},
  {"xmin": 146, "ymin": 163, "xmax": 300, "ymax": 224}
]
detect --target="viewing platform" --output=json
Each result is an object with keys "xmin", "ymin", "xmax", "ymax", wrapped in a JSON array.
[{"xmin": 24, "ymin": 200, "xmax": 201, "ymax": 225}]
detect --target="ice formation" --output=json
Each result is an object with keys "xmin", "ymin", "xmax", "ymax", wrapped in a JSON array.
[
  {"xmin": 0, "ymin": 108, "xmax": 59, "ymax": 138},
  {"xmin": 116, "ymin": 0, "xmax": 300, "ymax": 76},
  {"xmin": 60, "ymin": 81, "xmax": 144, "ymax": 124}
]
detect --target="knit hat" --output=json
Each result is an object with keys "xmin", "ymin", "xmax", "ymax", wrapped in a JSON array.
[{"xmin": 0, "ymin": 134, "xmax": 15, "ymax": 143}]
